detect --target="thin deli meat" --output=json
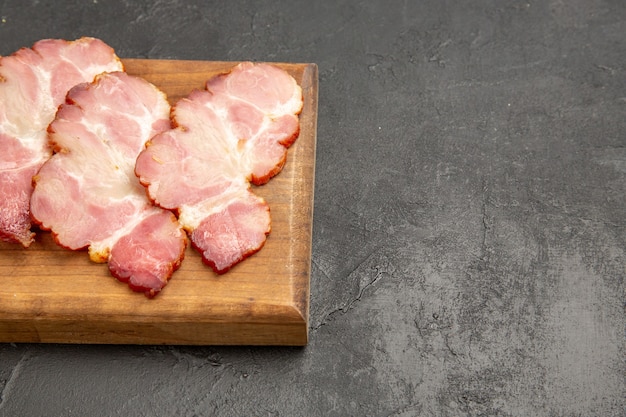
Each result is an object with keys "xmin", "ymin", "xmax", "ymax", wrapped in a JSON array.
[
  {"xmin": 135, "ymin": 62, "xmax": 303, "ymax": 273},
  {"xmin": 30, "ymin": 71, "xmax": 187, "ymax": 297},
  {"xmin": 0, "ymin": 37, "xmax": 124, "ymax": 247}
]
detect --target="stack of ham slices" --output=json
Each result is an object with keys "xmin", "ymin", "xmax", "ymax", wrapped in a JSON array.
[{"xmin": 0, "ymin": 37, "xmax": 303, "ymax": 297}]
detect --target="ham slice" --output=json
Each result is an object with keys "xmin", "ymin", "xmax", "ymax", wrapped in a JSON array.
[
  {"xmin": 0, "ymin": 37, "xmax": 124, "ymax": 247},
  {"xmin": 30, "ymin": 71, "xmax": 187, "ymax": 297},
  {"xmin": 135, "ymin": 62, "xmax": 303, "ymax": 273}
]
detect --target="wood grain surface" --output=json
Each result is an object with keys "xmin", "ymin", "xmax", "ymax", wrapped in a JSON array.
[{"xmin": 0, "ymin": 59, "xmax": 318, "ymax": 346}]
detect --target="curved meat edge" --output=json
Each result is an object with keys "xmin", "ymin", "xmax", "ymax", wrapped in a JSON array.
[{"xmin": 135, "ymin": 62, "xmax": 303, "ymax": 274}]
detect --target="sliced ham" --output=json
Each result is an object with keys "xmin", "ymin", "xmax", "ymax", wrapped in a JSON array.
[
  {"xmin": 30, "ymin": 71, "xmax": 187, "ymax": 297},
  {"xmin": 0, "ymin": 37, "xmax": 124, "ymax": 247},
  {"xmin": 135, "ymin": 62, "xmax": 303, "ymax": 273}
]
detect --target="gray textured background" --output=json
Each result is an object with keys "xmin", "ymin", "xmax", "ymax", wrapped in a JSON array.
[{"xmin": 1, "ymin": 1, "xmax": 624, "ymax": 416}]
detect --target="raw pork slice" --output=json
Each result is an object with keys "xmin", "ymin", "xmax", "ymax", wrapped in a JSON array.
[
  {"xmin": 30, "ymin": 71, "xmax": 187, "ymax": 297},
  {"xmin": 0, "ymin": 37, "xmax": 124, "ymax": 247},
  {"xmin": 135, "ymin": 62, "xmax": 303, "ymax": 273}
]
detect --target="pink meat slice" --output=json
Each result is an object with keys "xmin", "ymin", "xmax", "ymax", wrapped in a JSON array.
[
  {"xmin": 0, "ymin": 37, "xmax": 124, "ymax": 247},
  {"xmin": 30, "ymin": 71, "xmax": 187, "ymax": 297},
  {"xmin": 135, "ymin": 62, "xmax": 303, "ymax": 273}
]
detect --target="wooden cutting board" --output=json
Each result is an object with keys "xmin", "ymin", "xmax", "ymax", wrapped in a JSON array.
[{"xmin": 0, "ymin": 59, "xmax": 318, "ymax": 346}]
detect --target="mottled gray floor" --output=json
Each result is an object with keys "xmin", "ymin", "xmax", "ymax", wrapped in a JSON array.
[{"xmin": 1, "ymin": 1, "xmax": 624, "ymax": 416}]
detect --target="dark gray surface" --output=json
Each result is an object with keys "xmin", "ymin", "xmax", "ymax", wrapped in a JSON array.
[{"xmin": 1, "ymin": 1, "xmax": 624, "ymax": 416}]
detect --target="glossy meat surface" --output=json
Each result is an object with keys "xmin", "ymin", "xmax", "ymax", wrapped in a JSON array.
[{"xmin": 135, "ymin": 62, "xmax": 302, "ymax": 273}]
